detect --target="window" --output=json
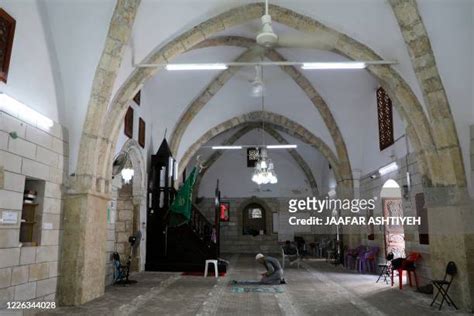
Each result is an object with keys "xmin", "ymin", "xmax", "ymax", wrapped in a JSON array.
[
  {"xmin": 0, "ymin": 8, "xmax": 16, "ymax": 83},
  {"xmin": 243, "ymin": 203, "xmax": 266, "ymax": 235},
  {"xmin": 376, "ymin": 87, "xmax": 394, "ymax": 151},
  {"xmin": 249, "ymin": 208, "xmax": 262, "ymax": 219},
  {"xmin": 138, "ymin": 118, "xmax": 145, "ymax": 148},
  {"xmin": 124, "ymin": 107, "xmax": 134, "ymax": 138}
]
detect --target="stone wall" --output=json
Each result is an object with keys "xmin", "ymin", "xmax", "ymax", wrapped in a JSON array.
[
  {"xmin": 0, "ymin": 110, "xmax": 68, "ymax": 306},
  {"xmin": 105, "ymin": 177, "xmax": 144, "ymax": 286},
  {"xmin": 471, "ymin": 125, "xmax": 474, "ymax": 197},
  {"xmin": 358, "ymin": 152, "xmax": 432, "ymax": 284},
  {"xmin": 196, "ymin": 196, "xmax": 331, "ymax": 255}
]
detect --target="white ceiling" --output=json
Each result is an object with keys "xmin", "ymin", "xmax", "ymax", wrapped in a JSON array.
[{"xmin": 16, "ymin": 0, "xmax": 471, "ymax": 193}]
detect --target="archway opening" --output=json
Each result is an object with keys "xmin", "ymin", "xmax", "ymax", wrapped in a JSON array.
[
  {"xmin": 243, "ymin": 203, "xmax": 267, "ymax": 236},
  {"xmin": 380, "ymin": 179, "xmax": 405, "ymax": 259}
]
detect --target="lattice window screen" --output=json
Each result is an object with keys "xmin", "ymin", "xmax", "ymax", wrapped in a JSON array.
[{"xmin": 377, "ymin": 87, "xmax": 394, "ymax": 151}]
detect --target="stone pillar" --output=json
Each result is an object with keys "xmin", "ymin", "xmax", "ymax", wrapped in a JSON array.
[
  {"xmin": 58, "ymin": 191, "xmax": 109, "ymax": 305},
  {"xmin": 470, "ymin": 126, "xmax": 474, "ymax": 194},
  {"xmin": 337, "ymin": 178, "xmax": 359, "ymax": 248},
  {"xmin": 424, "ymin": 186, "xmax": 474, "ymax": 311}
]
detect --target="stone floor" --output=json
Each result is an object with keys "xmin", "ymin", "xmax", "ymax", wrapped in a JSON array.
[{"xmin": 10, "ymin": 255, "xmax": 471, "ymax": 316}]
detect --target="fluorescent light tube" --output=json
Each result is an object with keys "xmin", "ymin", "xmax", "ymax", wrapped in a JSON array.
[
  {"xmin": 211, "ymin": 145, "xmax": 242, "ymax": 150},
  {"xmin": 0, "ymin": 93, "xmax": 54, "ymax": 129},
  {"xmin": 301, "ymin": 62, "xmax": 366, "ymax": 70},
  {"xmin": 266, "ymin": 144, "xmax": 297, "ymax": 149},
  {"xmin": 165, "ymin": 63, "xmax": 228, "ymax": 71},
  {"xmin": 378, "ymin": 162, "xmax": 398, "ymax": 176}
]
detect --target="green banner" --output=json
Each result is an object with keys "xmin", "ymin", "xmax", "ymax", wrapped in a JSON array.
[{"xmin": 169, "ymin": 167, "xmax": 198, "ymax": 227}]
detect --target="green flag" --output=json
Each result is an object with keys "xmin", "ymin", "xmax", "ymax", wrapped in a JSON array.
[{"xmin": 169, "ymin": 167, "xmax": 198, "ymax": 227}]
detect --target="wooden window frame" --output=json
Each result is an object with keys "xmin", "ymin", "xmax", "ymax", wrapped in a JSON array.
[
  {"xmin": 0, "ymin": 8, "xmax": 16, "ymax": 83},
  {"xmin": 124, "ymin": 107, "xmax": 134, "ymax": 138},
  {"xmin": 376, "ymin": 87, "xmax": 394, "ymax": 151},
  {"xmin": 138, "ymin": 117, "xmax": 145, "ymax": 148}
]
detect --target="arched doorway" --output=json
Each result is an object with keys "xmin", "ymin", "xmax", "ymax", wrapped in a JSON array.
[
  {"xmin": 380, "ymin": 179, "xmax": 405, "ymax": 258},
  {"xmin": 106, "ymin": 139, "xmax": 147, "ymax": 285},
  {"xmin": 242, "ymin": 203, "xmax": 266, "ymax": 236}
]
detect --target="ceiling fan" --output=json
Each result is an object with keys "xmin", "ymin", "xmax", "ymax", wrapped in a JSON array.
[
  {"xmin": 133, "ymin": 0, "xmax": 396, "ymax": 70},
  {"xmin": 254, "ymin": 0, "xmax": 339, "ymax": 49}
]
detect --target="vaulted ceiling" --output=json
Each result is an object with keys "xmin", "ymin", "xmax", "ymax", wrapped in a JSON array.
[{"xmin": 28, "ymin": 0, "xmax": 472, "ymax": 194}]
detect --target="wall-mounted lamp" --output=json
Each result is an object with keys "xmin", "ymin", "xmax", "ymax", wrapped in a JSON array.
[{"xmin": 0, "ymin": 92, "xmax": 54, "ymax": 129}]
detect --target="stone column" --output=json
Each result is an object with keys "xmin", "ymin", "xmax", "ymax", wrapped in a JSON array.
[
  {"xmin": 58, "ymin": 191, "xmax": 109, "ymax": 305},
  {"xmin": 336, "ymin": 178, "xmax": 359, "ymax": 248},
  {"xmin": 424, "ymin": 186, "xmax": 474, "ymax": 311},
  {"xmin": 471, "ymin": 126, "xmax": 474, "ymax": 194}
]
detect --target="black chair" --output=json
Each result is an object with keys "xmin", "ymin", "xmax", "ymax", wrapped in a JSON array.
[
  {"xmin": 112, "ymin": 252, "xmax": 129, "ymax": 284},
  {"xmin": 430, "ymin": 261, "xmax": 458, "ymax": 310},
  {"xmin": 376, "ymin": 252, "xmax": 394, "ymax": 284}
]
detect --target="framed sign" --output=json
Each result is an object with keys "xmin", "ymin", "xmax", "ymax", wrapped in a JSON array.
[
  {"xmin": 247, "ymin": 147, "xmax": 260, "ymax": 167},
  {"xmin": 0, "ymin": 8, "xmax": 16, "ymax": 83},
  {"xmin": 219, "ymin": 201, "xmax": 230, "ymax": 222}
]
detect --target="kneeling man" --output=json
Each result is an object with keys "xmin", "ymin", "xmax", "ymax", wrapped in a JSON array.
[{"xmin": 255, "ymin": 253, "xmax": 286, "ymax": 284}]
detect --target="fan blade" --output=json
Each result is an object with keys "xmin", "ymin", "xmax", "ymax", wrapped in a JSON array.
[{"xmin": 276, "ymin": 34, "xmax": 333, "ymax": 50}]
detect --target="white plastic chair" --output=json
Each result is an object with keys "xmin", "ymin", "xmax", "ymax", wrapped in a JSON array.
[{"xmin": 204, "ymin": 259, "xmax": 218, "ymax": 278}]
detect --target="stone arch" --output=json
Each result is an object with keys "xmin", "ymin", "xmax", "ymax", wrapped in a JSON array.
[
  {"xmin": 192, "ymin": 123, "xmax": 320, "ymax": 197},
  {"xmin": 237, "ymin": 196, "xmax": 274, "ymax": 237},
  {"xmin": 112, "ymin": 138, "xmax": 147, "ymax": 271},
  {"xmin": 168, "ymin": 36, "xmax": 350, "ymax": 184},
  {"xmin": 389, "ymin": 0, "xmax": 466, "ymax": 187},
  {"xmin": 77, "ymin": 2, "xmax": 464, "ymax": 196},
  {"xmin": 178, "ymin": 111, "xmax": 345, "ymax": 186},
  {"xmin": 119, "ymin": 138, "xmax": 147, "ymax": 198}
]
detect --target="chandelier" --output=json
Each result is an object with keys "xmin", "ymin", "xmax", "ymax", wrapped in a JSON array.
[
  {"xmin": 121, "ymin": 167, "xmax": 134, "ymax": 184},
  {"xmin": 252, "ymin": 148, "xmax": 277, "ymax": 184},
  {"xmin": 251, "ymin": 65, "xmax": 278, "ymax": 185}
]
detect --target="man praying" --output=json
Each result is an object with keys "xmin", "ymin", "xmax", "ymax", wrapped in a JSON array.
[{"xmin": 255, "ymin": 253, "xmax": 286, "ymax": 284}]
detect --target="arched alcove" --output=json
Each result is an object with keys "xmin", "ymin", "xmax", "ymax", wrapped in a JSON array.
[
  {"xmin": 106, "ymin": 139, "xmax": 147, "ymax": 285},
  {"xmin": 380, "ymin": 179, "xmax": 405, "ymax": 258}
]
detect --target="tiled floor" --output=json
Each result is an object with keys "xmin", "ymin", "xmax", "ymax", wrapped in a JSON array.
[{"xmin": 34, "ymin": 255, "xmax": 468, "ymax": 316}]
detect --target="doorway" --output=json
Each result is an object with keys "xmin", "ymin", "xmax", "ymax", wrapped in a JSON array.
[
  {"xmin": 242, "ymin": 203, "xmax": 266, "ymax": 236},
  {"xmin": 381, "ymin": 179, "xmax": 405, "ymax": 258}
]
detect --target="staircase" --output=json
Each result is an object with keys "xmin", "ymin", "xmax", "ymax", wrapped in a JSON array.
[{"xmin": 146, "ymin": 204, "xmax": 226, "ymax": 272}]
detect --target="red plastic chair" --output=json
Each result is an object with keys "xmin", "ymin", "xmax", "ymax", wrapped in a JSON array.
[{"xmin": 391, "ymin": 252, "xmax": 422, "ymax": 290}]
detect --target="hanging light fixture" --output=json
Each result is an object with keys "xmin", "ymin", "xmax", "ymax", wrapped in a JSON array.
[
  {"xmin": 252, "ymin": 148, "xmax": 278, "ymax": 185},
  {"xmin": 112, "ymin": 151, "xmax": 135, "ymax": 184},
  {"xmin": 251, "ymin": 65, "xmax": 278, "ymax": 185},
  {"xmin": 121, "ymin": 167, "xmax": 135, "ymax": 184}
]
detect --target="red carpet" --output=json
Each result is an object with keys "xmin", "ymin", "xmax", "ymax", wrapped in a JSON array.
[{"xmin": 181, "ymin": 271, "xmax": 226, "ymax": 276}]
